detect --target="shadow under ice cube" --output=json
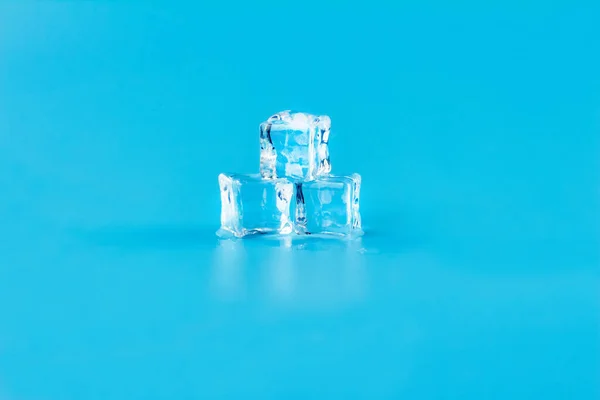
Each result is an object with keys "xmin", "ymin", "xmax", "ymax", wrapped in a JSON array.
[
  {"xmin": 295, "ymin": 174, "xmax": 362, "ymax": 236},
  {"xmin": 218, "ymin": 173, "xmax": 294, "ymax": 238},
  {"xmin": 260, "ymin": 110, "xmax": 331, "ymax": 181}
]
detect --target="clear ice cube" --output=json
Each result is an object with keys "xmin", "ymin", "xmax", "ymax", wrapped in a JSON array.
[
  {"xmin": 260, "ymin": 110, "xmax": 331, "ymax": 181},
  {"xmin": 218, "ymin": 173, "xmax": 294, "ymax": 238},
  {"xmin": 295, "ymin": 174, "xmax": 362, "ymax": 236}
]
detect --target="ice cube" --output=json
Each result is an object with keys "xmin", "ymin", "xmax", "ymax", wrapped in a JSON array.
[
  {"xmin": 260, "ymin": 110, "xmax": 331, "ymax": 181},
  {"xmin": 295, "ymin": 174, "xmax": 362, "ymax": 236},
  {"xmin": 218, "ymin": 173, "xmax": 294, "ymax": 238}
]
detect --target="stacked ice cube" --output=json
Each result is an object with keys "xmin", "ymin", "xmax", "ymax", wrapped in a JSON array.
[{"xmin": 218, "ymin": 110, "xmax": 362, "ymax": 238}]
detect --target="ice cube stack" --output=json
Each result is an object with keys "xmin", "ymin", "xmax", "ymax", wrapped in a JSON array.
[{"xmin": 218, "ymin": 110, "xmax": 362, "ymax": 238}]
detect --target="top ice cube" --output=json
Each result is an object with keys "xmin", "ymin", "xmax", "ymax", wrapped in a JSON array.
[{"xmin": 260, "ymin": 110, "xmax": 331, "ymax": 181}]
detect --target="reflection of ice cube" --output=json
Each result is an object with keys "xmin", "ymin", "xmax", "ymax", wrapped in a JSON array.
[
  {"xmin": 218, "ymin": 173, "xmax": 294, "ymax": 238},
  {"xmin": 260, "ymin": 110, "xmax": 331, "ymax": 181},
  {"xmin": 295, "ymin": 174, "xmax": 362, "ymax": 236},
  {"xmin": 212, "ymin": 239, "xmax": 245, "ymax": 300}
]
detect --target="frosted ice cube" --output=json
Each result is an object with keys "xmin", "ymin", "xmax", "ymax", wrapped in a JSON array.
[
  {"xmin": 295, "ymin": 174, "xmax": 362, "ymax": 236},
  {"xmin": 260, "ymin": 110, "xmax": 331, "ymax": 181},
  {"xmin": 218, "ymin": 173, "xmax": 294, "ymax": 238}
]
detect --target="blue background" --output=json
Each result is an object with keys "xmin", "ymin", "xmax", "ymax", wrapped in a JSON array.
[{"xmin": 0, "ymin": 1, "xmax": 598, "ymax": 398}]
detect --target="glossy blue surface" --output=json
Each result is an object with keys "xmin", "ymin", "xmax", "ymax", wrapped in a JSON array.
[{"xmin": 0, "ymin": 2, "xmax": 598, "ymax": 398}]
